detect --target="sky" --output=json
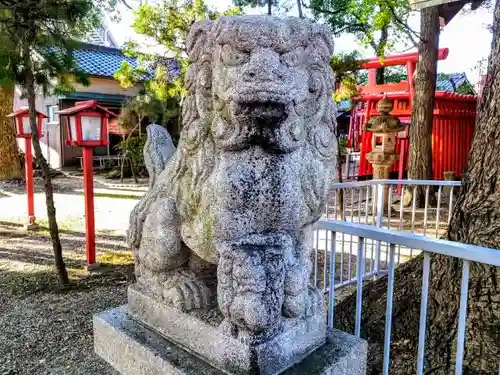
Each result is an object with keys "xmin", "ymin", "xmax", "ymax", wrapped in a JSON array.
[{"xmin": 107, "ymin": 0, "xmax": 494, "ymax": 85}]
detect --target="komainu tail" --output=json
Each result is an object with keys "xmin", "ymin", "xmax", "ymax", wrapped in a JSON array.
[
  {"xmin": 143, "ymin": 124, "xmax": 176, "ymax": 189},
  {"xmin": 127, "ymin": 124, "xmax": 176, "ymax": 249}
]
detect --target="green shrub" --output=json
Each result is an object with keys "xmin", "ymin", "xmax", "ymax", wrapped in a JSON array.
[{"xmin": 118, "ymin": 136, "xmax": 148, "ymax": 177}]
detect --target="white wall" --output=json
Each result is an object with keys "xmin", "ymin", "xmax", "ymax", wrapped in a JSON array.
[
  {"xmin": 73, "ymin": 77, "xmax": 141, "ymax": 96},
  {"xmin": 14, "ymin": 87, "xmax": 62, "ymax": 169}
]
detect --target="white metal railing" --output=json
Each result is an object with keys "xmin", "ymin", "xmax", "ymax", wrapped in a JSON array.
[
  {"xmin": 344, "ymin": 152, "xmax": 360, "ymax": 180},
  {"xmin": 77, "ymin": 155, "xmax": 123, "ymax": 170},
  {"xmin": 313, "ymin": 219, "xmax": 500, "ymax": 375},
  {"xmin": 317, "ymin": 179, "xmax": 462, "ymax": 290},
  {"xmin": 327, "ymin": 179, "xmax": 462, "ymax": 238}
]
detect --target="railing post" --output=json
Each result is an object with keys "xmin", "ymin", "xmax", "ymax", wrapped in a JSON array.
[
  {"xmin": 328, "ymin": 230, "xmax": 337, "ymax": 329},
  {"xmin": 416, "ymin": 252, "xmax": 431, "ymax": 375},
  {"xmin": 374, "ymin": 183, "xmax": 385, "ymax": 274},
  {"xmin": 355, "ymin": 237, "xmax": 365, "ymax": 337}
]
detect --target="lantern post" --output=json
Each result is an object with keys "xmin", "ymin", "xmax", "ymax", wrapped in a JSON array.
[
  {"xmin": 57, "ymin": 100, "xmax": 113, "ymax": 267},
  {"xmin": 7, "ymin": 108, "xmax": 47, "ymax": 230}
]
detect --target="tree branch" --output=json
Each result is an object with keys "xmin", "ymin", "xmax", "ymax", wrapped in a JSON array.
[
  {"xmin": 301, "ymin": 0, "xmax": 348, "ymax": 16},
  {"xmin": 386, "ymin": 3, "xmax": 422, "ymax": 45},
  {"xmin": 335, "ymin": 23, "xmax": 367, "ymax": 34},
  {"xmin": 400, "ymin": 25, "xmax": 419, "ymax": 48},
  {"xmin": 120, "ymin": 0, "xmax": 135, "ymax": 10}
]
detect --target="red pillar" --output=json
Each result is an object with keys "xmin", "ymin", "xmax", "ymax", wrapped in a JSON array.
[
  {"xmin": 82, "ymin": 147, "xmax": 96, "ymax": 265},
  {"xmin": 368, "ymin": 69, "xmax": 376, "ymax": 87},
  {"xmin": 24, "ymin": 137, "xmax": 36, "ymax": 226}
]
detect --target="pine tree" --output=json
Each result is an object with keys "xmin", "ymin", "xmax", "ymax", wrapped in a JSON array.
[{"xmin": 0, "ymin": 0, "xmax": 104, "ymax": 285}]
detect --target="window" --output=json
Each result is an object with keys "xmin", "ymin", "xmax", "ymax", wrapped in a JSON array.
[{"xmin": 47, "ymin": 105, "xmax": 59, "ymax": 123}]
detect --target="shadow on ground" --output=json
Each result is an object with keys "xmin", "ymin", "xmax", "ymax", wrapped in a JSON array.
[{"xmin": 0, "ymin": 265, "xmax": 135, "ymax": 297}]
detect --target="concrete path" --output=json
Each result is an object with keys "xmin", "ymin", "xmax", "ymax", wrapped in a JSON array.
[{"xmin": 0, "ymin": 177, "xmax": 142, "ymax": 235}]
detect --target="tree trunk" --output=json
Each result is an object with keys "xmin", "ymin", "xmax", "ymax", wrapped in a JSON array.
[
  {"xmin": 334, "ymin": 2, "xmax": 500, "ymax": 374},
  {"xmin": 374, "ymin": 26, "xmax": 389, "ymax": 85},
  {"xmin": 296, "ymin": 0, "xmax": 303, "ymax": 18},
  {"xmin": 267, "ymin": 0, "xmax": 272, "ymax": 15},
  {"xmin": 25, "ymin": 63, "xmax": 69, "ymax": 286},
  {"xmin": 406, "ymin": 7, "xmax": 440, "ymax": 207},
  {"xmin": 129, "ymin": 155, "xmax": 139, "ymax": 184},
  {"xmin": 0, "ymin": 86, "xmax": 21, "ymax": 180},
  {"xmin": 375, "ymin": 67, "xmax": 385, "ymax": 85}
]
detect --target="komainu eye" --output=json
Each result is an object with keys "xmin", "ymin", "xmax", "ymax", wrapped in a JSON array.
[
  {"xmin": 221, "ymin": 44, "xmax": 250, "ymax": 66},
  {"xmin": 280, "ymin": 47, "xmax": 304, "ymax": 67}
]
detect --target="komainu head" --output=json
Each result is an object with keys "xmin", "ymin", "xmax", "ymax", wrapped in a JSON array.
[{"xmin": 171, "ymin": 16, "xmax": 338, "ymax": 261}]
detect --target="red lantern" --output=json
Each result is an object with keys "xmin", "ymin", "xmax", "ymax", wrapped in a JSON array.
[
  {"xmin": 56, "ymin": 100, "xmax": 117, "ymax": 267},
  {"xmin": 7, "ymin": 107, "xmax": 47, "ymax": 138},
  {"xmin": 5, "ymin": 107, "xmax": 48, "ymax": 230},
  {"xmin": 57, "ymin": 100, "xmax": 114, "ymax": 147}
]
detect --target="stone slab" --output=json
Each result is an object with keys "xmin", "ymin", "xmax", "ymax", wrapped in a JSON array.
[
  {"xmin": 127, "ymin": 284, "xmax": 326, "ymax": 375},
  {"xmin": 94, "ymin": 307, "xmax": 368, "ymax": 375}
]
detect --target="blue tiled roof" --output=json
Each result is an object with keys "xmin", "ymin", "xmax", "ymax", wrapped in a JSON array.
[
  {"xmin": 72, "ymin": 43, "xmax": 179, "ymax": 80},
  {"xmin": 436, "ymin": 72, "xmax": 473, "ymax": 93}
]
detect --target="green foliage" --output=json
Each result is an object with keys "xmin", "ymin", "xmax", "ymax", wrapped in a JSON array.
[
  {"xmin": 114, "ymin": 0, "xmax": 241, "ymax": 133},
  {"xmin": 455, "ymin": 82, "xmax": 476, "ymax": 95},
  {"xmin": 0, "ymin": 0, "xmax": 105, "ymax": 95},
  {"xmin": 357, "ymin": 65, "xmax": 407, "ymax": 85},
  {"xmin": 232, "ymin": 0, "xmax": 278, "ymax": 13},
  {"xmin": 331, "ymin": 51, "xmax": 364, "ymax": 102},
  {"xmin": 233, "ymin": 0, "xmax": 277, "ymax": 7},
  {"xmin": 231, "ymin": 0, "xmax": 299, "ymax": 15},
  {"xmin": 119, "ymin": 135, "xmax": 148, "ymax": 176},
  {"xmin": 119, "ymin": 94, "xmax": 177, "ymax": 132},
  {"xmin": 331, "ymin": 53, "xmax": 409, "ymax": 101},
  {"xmin": 308, "ymin": 0, "xmax": 417, "ymax": 57}
]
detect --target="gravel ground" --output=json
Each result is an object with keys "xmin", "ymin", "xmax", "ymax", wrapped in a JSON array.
[
  {"xmin": 0, "ymin": 177, "xmax": 137, "ymax": 375},
  {"xmin": 0, "ymin": 176, "xmax": 444, "ymax": 374}
]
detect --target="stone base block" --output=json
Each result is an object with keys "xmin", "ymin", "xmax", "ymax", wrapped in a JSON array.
[
  {"xmin": 127, "ymin": 284, "xmax": 326, "ymax": 375},
  {"xmin": 94, "ymin": 307, "xmax": 368, "ymax": 375}
]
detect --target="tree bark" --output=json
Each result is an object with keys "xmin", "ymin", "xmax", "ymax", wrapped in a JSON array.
[
  {"xmin": 406, "ymin": 7, "xmax": 440, "ymax": 207},
  {"xmin": 0, "ymin": 86, "xmax": 21, "ymax": 180},
  {"xmin": 375, "ymin": 26, "xmax": 389, "ymax": 85},
  {"xmin": 334, "ymin": 2, "xmax": 500, "ymax": 374},
  {"xmin": 296, "ymin": 0, "xmax": 303, "ymax": 18},
  {"xmin": 25, "ymin": 61, "xmax": 69, "ymax": 286},
  {"xmin": 375, "ymin": 67, "xmax": 385, "ymax": 85}
]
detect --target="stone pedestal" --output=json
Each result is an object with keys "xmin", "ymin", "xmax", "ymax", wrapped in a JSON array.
[
  {"xmin": 366, "ymin": 153, "xmax": 398, "ymax": 213},
  {"xmin": 94, "ymin": 306, "xmax": 368, "ymax": 375},
  {"xmin": 126, "ymin": 284, "xmax": 327, "ymax": 375}
]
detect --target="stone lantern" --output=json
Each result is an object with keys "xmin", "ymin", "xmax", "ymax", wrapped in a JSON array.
[
  {"xmin": 366, "ymin": 97, "xmax": 405, "ymax": 178},
  {"xmin": 365, "ymin": 96, "xmax": 406, "ymax": 210}
]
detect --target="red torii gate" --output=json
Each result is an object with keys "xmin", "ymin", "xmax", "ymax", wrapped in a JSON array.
[{"xmin": 347, "ymin": 48, "xmax": 477, "ymax": 185}]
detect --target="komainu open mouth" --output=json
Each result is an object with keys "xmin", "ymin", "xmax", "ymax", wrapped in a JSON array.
[{"xmin": 232, "ymin": 101, "xmax": 288, "ymax": 127}]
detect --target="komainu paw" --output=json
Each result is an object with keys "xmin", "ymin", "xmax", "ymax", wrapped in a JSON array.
[{"xmin": 162, "ymin": 269, "xmax": 214, "ymax": 312}]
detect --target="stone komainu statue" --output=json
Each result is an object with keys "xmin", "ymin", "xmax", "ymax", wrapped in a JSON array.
[{"xmin": 128, "ymin": 15, "xmax": 337, "ymax": 341}]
